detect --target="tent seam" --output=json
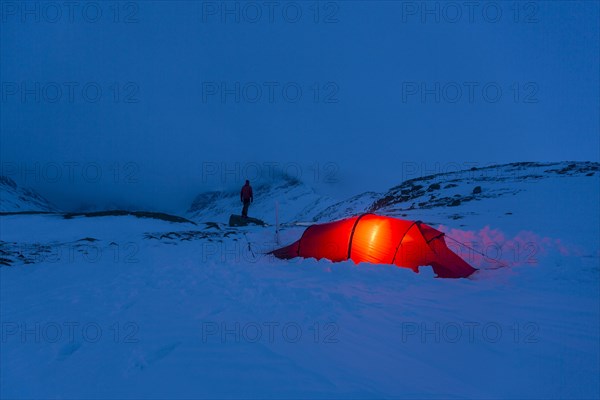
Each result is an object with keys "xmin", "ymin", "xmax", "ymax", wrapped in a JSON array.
[
  {"xmin": 391, "ymin": 220, "xmax": 421, "ymax": 264},
  {"xmin": 346, "ymin": 213, "xmax": 372, "ymax": 260}
]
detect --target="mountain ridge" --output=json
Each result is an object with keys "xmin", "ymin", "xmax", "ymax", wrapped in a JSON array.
[{"xmin": 1, "ymin": 161, "xmax": 597, "ymax": 224}]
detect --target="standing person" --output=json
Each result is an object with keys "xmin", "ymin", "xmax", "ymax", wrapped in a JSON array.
[{"xmin": 240, "ymin": 180, "xmax": 253, "ymax": 218}]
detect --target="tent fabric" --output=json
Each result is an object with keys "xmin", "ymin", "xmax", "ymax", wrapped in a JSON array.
[{"xmin": 271, "ymin": 214, "xmax": 476, "ymax": 278}]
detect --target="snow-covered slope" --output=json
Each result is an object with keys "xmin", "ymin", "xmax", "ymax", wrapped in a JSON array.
[
  {"xmin": 369, "ymin": 161, "xmax": 598, "ymax": 217},
  {"xmin": 186, "ymin": 174, "xmax": 337, "ymax": 225},
  {"xmin": 1, "ymin": 161, "xmax": 598, "ymax": 399},
  {"xmin": 0, "ymin": 176, "xmax": 57, "ymax": 212},
  {"xmin": 366, "ymin": 161, "xmax": 600, "ymax": 264},
  {"xmin": 187, "ymin": 161, "xmax": 599, "ymax": 233}
]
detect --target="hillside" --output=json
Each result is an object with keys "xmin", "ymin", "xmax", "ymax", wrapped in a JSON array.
[{"xmin": 0, "ymin": 176, "xmax": 57, "ymax": 212}]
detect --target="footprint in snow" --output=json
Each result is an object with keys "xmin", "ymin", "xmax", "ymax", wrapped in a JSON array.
[
  {"xmin": 56, "ymin": 341, "xmax": 82, "ymax": 361},
  {"xmin": 131, "ymin": 341, "xmax": 182, "ymax": 371}
]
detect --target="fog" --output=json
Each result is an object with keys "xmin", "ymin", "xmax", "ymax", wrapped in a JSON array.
[{"xmin": 2, "ymin": 1, "xmax": 598, "ymax": 213}]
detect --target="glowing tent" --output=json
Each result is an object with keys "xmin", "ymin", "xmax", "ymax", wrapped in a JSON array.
[{"xmin": 271, "ymin": 214, "xmax": 477, "ymax": 278}]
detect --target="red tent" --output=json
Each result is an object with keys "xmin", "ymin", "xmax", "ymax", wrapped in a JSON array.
[{"xmin": 271, "ymin": 214, "xmax": 476, "ymax": 278}]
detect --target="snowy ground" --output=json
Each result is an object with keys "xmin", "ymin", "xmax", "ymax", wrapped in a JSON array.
[{"xmin": 1, "ymin": 162, "xmax": 599, "ymax": 399}]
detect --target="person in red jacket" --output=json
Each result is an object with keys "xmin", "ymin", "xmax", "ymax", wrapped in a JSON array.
[{"xmin": 240, "ymin": 180, "xmax": 253, "ymax": 217}]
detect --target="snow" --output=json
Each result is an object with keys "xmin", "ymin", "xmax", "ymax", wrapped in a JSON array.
[
  {"xmin": 1, "ymin": 162, "xmax": 599, "ymax": 398},
  {"xmin": 0, "ymin": 176, "xmax": 57, "ymax": 212}
]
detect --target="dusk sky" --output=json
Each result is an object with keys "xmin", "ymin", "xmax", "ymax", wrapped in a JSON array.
[{"xmin": 2, "ymin": 1, "xmax": 598, "ymax": 212}]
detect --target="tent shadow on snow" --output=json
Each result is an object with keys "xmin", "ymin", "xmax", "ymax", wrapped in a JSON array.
[{"xmin": 270, "ymin": 214, "xmax": 477, "ymax": 278}]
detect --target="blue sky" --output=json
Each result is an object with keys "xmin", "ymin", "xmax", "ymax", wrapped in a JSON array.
[{"xmin": 1, "ymin": 1, "xmax": 598, "ymax": 212}]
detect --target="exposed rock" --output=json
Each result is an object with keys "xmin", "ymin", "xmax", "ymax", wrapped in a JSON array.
[
  {"xmin": 229, "ymin": 214, "xmax": 266, "ymax": 227},
  {"xmin": 449, "ymin": 199, "xmax": 461, "ymax": 207}
]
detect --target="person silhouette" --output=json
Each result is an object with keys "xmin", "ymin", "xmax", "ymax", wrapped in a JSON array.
[{"xmin": 240, "ymin": 180, "xmax": 253, "ymax": 218}]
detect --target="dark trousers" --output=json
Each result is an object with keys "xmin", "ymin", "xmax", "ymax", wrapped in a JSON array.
[{"xmin": 241, "ymin": 200, "xmax": 251, "ymax": 217}]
